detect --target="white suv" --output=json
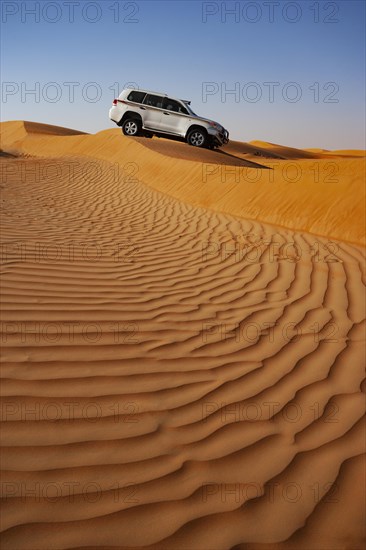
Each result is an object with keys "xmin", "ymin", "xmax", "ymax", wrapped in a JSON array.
[{"xmin": 109, "ymin": 88, "xmax": 229, "ymax": 148}]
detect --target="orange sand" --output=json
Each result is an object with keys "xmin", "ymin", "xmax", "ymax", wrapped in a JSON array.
[{"xmin": 0, "ymin": 121, "xmax": 365, "ymax": 550}]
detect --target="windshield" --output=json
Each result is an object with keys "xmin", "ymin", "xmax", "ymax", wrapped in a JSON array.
[{"xmin": 185, "ymin": 104, "xmax": 197, "ymax": 116}]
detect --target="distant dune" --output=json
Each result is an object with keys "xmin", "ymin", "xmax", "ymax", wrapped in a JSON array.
[{"xmin": 0, "ymin": 121, "xmax": 365, "ymax": 550}]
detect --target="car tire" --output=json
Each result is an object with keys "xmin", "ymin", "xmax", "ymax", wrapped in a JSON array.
[
  {"xmin": 122, "ymin": 118, "xmax": 141, "ymax": 136},
  {"xmin": 187, "ymin": 128, "xmax": 208, "ymax": 148}
]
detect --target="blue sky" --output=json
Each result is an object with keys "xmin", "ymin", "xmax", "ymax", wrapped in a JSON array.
[{"xmin": 1, "ymin": 0, "xmax": 365, "ymax": 149}]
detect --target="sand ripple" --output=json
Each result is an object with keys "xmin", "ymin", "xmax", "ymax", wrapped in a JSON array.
[{"xmin": 0, "ymin": 122, "xmax": 365, "ymax": 549}]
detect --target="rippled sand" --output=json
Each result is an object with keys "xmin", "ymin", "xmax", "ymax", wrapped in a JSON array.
[{"xmin": 0, "ymin": 121, "xmax": 365, "ymax": 549}]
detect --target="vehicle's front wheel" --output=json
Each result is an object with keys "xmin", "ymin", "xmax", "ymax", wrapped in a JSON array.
[
  {"xmin": 187, "ymin": 128, "xmax": 207, "ymax": 148},
  {"xmin": 122, "ymin": 118, "xmax": 141, "ymax": 136}
]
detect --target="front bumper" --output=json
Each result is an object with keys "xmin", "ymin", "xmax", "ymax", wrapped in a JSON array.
[
  {"xmin": 221, "ymin": 129, "xmax": 229, "ymax": 144},
  {"xmin": 208, "ymin": 127, "xmax": 229, "ymax": 146}
]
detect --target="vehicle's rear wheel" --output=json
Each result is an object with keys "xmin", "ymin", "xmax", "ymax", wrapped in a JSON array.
[
  {"xmin": 122, "ymin": 118, "xmax": 141, "ymax": 136},
  {"xmin": 187, "ymin": 128, "xmax": 207, "ymax": 148}
]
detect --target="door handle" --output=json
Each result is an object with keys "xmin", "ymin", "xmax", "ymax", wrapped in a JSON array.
[
  {"xmin": 140, "ymin": 107, "xmax": 146, "ymax": 110},
  {"xmin": 163, "ymin": 112, "xmax": 170, "ymax": 115}
]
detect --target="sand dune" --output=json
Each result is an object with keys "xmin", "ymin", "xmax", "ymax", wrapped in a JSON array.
[
  {"xmin": 0, "ymin": 121, "xmax": 365, "ymax": 549},
  {"xmin": 1, "ymin": 121, "xmax": 365, "ymax": 245}
]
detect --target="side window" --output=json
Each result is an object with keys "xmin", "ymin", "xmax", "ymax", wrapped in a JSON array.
[
  {"xmin": 143, "ymin": 94, "xmax": 164, "ymax": 109},
  {"xmin": 163, "ymin": 98, "xmax": 188, "ymax": 114},
  {"xmin": 127, "ymin": 91, "xmax": 146, "ymax": 104}
]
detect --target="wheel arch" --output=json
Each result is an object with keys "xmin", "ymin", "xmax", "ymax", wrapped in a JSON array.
[
  {"xmin": 119, "ymin": 111, "xmax": 143, "ymax": 126},
  {"xmin": 185, "ymin": 124, "xmax": 208, "ymax": 139}
]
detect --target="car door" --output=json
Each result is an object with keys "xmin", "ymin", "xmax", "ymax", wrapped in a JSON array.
[
  {"xmin": 141, "ymin": 94, "xmax": 164, "ymax": 130},
  {"xmin": 160, "ymin": 98, "xmax": 189, "ymax": 135}
]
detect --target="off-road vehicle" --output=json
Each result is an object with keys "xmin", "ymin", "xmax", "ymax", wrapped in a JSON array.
[{"xmin": 109, "ymin": 88, "xmax": 229, "ymax": 148}]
